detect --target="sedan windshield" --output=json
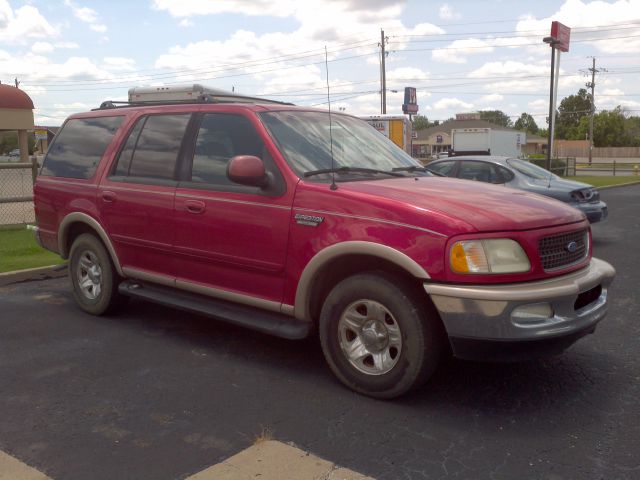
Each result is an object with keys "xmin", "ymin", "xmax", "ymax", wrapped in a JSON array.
[
  {"xmin": 506, "ymin": 158, "xmax": 555, "ymax": 180},
  {"xmin": 259, "ymin": 111, "xmax": 424, "ymax": 181}
]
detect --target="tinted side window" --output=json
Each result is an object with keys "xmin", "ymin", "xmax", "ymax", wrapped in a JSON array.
[
  {"xmin": 113, "ymin": 117, "xmax": 144, "ymax": 176},
  {"xmin": 41, "ymin": 116, "xmax": 123, "ymax": 179},
  {"xmin": 191, "ymin": 114, "xmax": 264, "ymax": 185},
  {"xmin": 458, "ymin": 161, "xmax": 499, "ymax": 183},
  {"xmin": 497, "ymin": 165, "xmax": 515, "ymax": 182},
  {"xmin": 429, "ymin": 161, "xmax": 456, "ymax": 176},
  {"xmin": 126, "ymin": 114, "xmax": 190, "ymax": 180}
]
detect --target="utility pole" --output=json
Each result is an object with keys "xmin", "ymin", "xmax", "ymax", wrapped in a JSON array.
[
  {"xmin": 585, "ymin": 57, "xmax": 605, "ymax": 165},
  {"xmin": 543, "ymin": 37, "xmax": 559, "ymax": 171},
  {"xmin": 379, "ymin": 29, "xmax": 387, "ymax": 114}
]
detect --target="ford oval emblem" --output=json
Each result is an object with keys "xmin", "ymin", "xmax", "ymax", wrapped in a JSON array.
[{"xmin": 566, "ymin": 241, "xmax": 578, "ymax": 253}]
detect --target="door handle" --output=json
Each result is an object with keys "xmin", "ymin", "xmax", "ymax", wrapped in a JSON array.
[
  {"xmin": 100, "ymin": 191, "xmax": 116, "ymax": 203},
  {"xmin": 185, "ymin": 200, "xmax": 206, "ymax": 214}
]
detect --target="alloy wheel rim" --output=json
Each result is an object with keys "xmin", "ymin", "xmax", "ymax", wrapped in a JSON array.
[
  {"xmin": 76, "ymin": 250, "xmax": 102, "ymax": 300},
  {"xmin": 338, "ymin": 299, "xmax": 402, "ymax": 375}
]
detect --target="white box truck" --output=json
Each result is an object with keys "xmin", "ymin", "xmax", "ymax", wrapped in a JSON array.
[{"xmin": 451, "ymin": 128, "xmax": 525, "ymax": 157}]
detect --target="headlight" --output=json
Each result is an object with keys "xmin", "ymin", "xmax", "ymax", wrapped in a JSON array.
[
  {"xmin": 570, "ymin": 188, "xmax": 598, "ymax": 203},
  {"xmin": 450, "ymin": 239, "xmax": 530, "ymax": 274}
]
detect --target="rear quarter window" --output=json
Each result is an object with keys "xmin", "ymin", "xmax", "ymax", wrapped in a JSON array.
[{"xmin": 41, "ymin": 116, "xmax": 124, "ymax": 179}]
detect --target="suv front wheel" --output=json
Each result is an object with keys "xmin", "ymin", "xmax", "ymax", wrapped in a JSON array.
[
  {"xmin": 319, "ymin": 273, "xmax": 442, "ymax": 399},
  {"xmin": 69, "ymin": 233, "xmax": 123, "ymax": 315}
]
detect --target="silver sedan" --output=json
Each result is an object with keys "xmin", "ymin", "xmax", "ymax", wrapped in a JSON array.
[{"xmin": 427, "ymin": 156, "xmax": 608, "ymax": 223}]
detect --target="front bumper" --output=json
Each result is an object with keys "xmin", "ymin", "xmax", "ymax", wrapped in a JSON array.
[
  {"xmin": 424, "ymin": 258, "xmax": 615, "ymax": 361},
  {"xmin": 572, "ymin": 200, "xmax": 608, "ymax": 223}
]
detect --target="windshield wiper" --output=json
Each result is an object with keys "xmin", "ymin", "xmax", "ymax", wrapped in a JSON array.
[
  {"xmin": 391, "ymin": 165, "xmax": 427, "ymax": 173},
  {"xmin": 393, "ymin": 165, "xmax": 445, "ymax": 177},
  {"xmin": 303, "ymin": 166, "xmax": 405, "ymax": 178}
]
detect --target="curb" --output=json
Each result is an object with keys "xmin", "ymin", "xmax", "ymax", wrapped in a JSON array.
[
  {"xmin": 0, "ymin": 264, "xmax": 67, "ymax": 287},
  {"xmin": 598, "ymin": 180, "xmax": 640, "ymax": 190}
]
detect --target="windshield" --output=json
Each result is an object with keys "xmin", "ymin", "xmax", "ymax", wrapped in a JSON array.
[
  {"xmin": 506, "ymin": 158, "xmax": 555, "ymax": 180},
  {"xmin": 259, "ymin": 111, "xmax": 423, "ymax": 181}
]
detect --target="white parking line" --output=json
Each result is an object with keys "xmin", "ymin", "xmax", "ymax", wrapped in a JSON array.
[
  {"xmin": 0, "ymin": 451, "xmax": 51, "ymax": 480},
  {"xmin": 186, "ymin": 440, "xmax": 375, "ymax": 480}
]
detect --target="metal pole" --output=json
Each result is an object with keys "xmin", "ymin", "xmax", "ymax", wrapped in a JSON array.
[
  {"xmin": 588, "ymin": 57, "xmax": 596, "ymax": 166},
  {"xmin": 546, "ymin": 45, "xmax": 556, "ymax": 171},
  {"xmin": 381, "ymin": 29, "xmax": 387, "ymax": 114},
  {"xmin": 31, "ymin": 156, "xmax": 39, "ymax": 184}
]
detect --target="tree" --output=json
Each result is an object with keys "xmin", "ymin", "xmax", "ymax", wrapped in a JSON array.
[
  {"xmin": 479, "ymin": 110, "xmax": 513, "ymax": 128},
  {"xmin": 514, "ymin": 112, "xmax": 539, "ymax": 135},
  {"xmin": 556, "ymin": 88, "xmax": 591, "ymax": 140},
  {"xmin": 575, "ymin": 106, "xmax": 639, "ymax": 147},
  {"xmin": 411, "ymin": 115, "xmax": 432, "ymax": 130},
  {"xmin": 623, "ymin": 114, "xmax": 640, "ymax": 146}
]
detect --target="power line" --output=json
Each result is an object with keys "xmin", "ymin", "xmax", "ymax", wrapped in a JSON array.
[
  {"xmin": 15, "ymin": 25, "xmax": 640, "ymax": 89},
  {"xmin": 391, "ymin": 24, "xmax": 640, "ymax": 44},
  {"xmin": 20, "ymin": 40, "xmax": 379, "ymax": 87}
]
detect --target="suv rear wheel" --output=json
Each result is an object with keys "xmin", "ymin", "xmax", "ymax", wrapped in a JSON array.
[
  {"xmin": 69, "ymin": 233, "xmax": 124, "ymax": 315},
  {"xmin": 319, "ymin": 273, "xmax": 442, "ymax": 399}
]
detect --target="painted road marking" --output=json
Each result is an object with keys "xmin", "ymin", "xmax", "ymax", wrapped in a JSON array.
[
  {"xmin": 0, "ymin": 450, "xmax": 51, "ymax": 480},
  {"xmin": 1, "ymin": 441, "xmax": 373, "ymax": 479},
  {"xmin": 187, "ymin": 440, "xmax": 375, "ymax": 480}
]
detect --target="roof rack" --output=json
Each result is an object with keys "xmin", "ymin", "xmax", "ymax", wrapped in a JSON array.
[{"xmin": 94, "ymin": 84, "xmax": 293, "ymax": 110}]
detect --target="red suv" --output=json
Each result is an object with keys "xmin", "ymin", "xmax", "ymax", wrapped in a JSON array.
[{"xmin": 33, "ymin": 90, "xmax": 615, "ymax": 398}]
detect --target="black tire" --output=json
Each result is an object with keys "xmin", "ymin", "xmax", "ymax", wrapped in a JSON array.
[
  {"xmin": 69, "ymin": 233, "xmax": 125, "ymax": 315},
  {"xmin": 319, "ymin": 273, "xmax": 442, "ymax": 399}
]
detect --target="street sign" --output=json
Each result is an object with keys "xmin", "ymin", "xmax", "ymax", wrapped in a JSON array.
[
  {"xmin": 35, "ymin": 129, "xmax": 48, "ymax": 140},
  {"xmin": 402, "ymin": 87, "xmax": 418, "ymax": 114},
  {"xmin": 551, "ymin": 21, "xmax": 571, "ymax": 52}
]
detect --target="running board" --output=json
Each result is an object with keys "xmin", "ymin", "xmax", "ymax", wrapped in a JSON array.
[{"xmin": 118, "ymin": 281, "xmax": 310, "ymax": 340}]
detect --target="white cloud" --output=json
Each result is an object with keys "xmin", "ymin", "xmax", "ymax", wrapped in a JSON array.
[
  {"xmin": 602, "ymin": 88, "xmax": 624, "ymax": 96},
  {"xmin": 1, "ymin": 50, "xmax": 121, "ymax": 85},
  {"xmin": 55, "ymin": 42, "xmax": 80, "ymax": 49},
  {"xmin": 515, "ymin": 0, "xmax": 640, "ymax": 54},
  {"xmin": 152, "ymin": 0, "xmax": 406, "ymax": 19},
  {"xmin": 90, "ymin": 24, "xmax": 107, "ymax": 33},
  {"xmin": 478, "ymin": 94, "xmax": 504, "ymax": 103},
  {"xmin": 179, "ymin": 19, "xmax": 194, "ymax": 27},
  {"xmin": 153, "ymin": 0, "xmax": 294, "ymax": 18},
  {"xmin": 34, "ymin": 102, "xmax": 92, "ymax": 126},
  {"xmin": 433, "ymin": 97, "xmax": 473, "ymax": 110},
  {"xmin": 72, "ymin": 6, "xmax": 98, "ymax": 23},
  {"xmin": 0, "ymin": 1, "xmax": 58, "ymax": 44},
  {"xmin": 32, "ymin": 42, "xmax": 54, "ymax": 54},
  {"xmin": 432, "ymin": 38, "xmax": 494, "ymax": 64},
  {"xmin": 468, "ymin": 60, "xmax": 543, "ymax": 79},
  {"xmin": 152, "ymin": 1, "xmax": 443, "ymax": 115},
  {"xmin": 65, "ymin": 0, "xmax": 108, "ymax": 34},
  {"xmin": 439, "ymin": 4, "xmax": 461, "ymax": 20},
  {"xmin": 528, "ymin": 99, "xmax": 548, "ymax": 110},
  {"xmin": 387, "ymin": 67, "xmax": 429, "ymax": 81},
  {"xmin": 102, "ymin": 57, "xmax": 136, "ymax": 71}
]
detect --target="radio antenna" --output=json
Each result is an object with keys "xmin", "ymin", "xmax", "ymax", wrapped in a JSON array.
[{"xmin": 325, "ymin": 46, "xmax": 337, "ymax": 191}]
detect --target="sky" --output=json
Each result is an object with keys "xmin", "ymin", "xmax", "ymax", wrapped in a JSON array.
[{"xmin": 1, "ymin": 0, "xmax": 639, "ymax": 127}]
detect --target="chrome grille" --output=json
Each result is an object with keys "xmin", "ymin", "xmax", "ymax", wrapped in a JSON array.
[{"xmin": 539, "ymin": 229, "xmax": 589, "ymax": 271}]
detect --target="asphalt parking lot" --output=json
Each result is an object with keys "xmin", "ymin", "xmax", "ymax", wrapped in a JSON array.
[{"xmin": 1, "ymin": 185, "xmax": 638, "ymax": 480}]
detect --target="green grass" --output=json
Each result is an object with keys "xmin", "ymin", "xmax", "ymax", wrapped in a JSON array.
[
  {"xmin": 0, "ymin": 227, "xmax": 64, "ymax": 273},
  {"xmin": 564, "ymin": 176, "xmax": 640, "ymax": 188}
]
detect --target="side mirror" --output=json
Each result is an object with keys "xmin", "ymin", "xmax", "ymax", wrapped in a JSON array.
[{"xmin": 227, "ymin": 155, "xmax": 269, "ymax": 188}]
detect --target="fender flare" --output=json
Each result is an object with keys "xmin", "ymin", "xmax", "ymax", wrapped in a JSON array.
[
  {"xmin": 58, "ymin": 212, "xmax": 124, "ymax": 277},
  {"xmin": 293, "ymin": 241, "xmax": 430, "ymax": 321}
]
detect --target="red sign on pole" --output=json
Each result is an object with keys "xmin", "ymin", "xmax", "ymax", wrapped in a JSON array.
[{"xmin": 551, "ymin": 21, "xmax": 571, "ymax": 52}]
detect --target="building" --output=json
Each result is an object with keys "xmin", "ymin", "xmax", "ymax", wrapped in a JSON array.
[
  {"xmin": 0, "ymin": 84, "xmax": 34, "ymax": 162},
  {"xmin": 412, "ymin": 113, "xmax": 547, "ymax": 159}
]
